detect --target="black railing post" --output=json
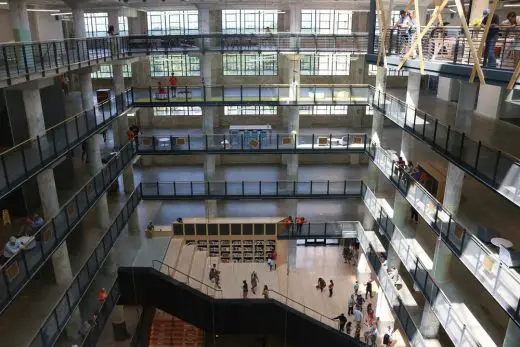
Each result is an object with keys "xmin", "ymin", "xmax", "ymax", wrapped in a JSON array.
[
  {"xmin": 327, "ymin": 180, "xmax": 330, "ymax": 195},
  {"xmin": 492, "ymin": 151, "xmax": 502, "ymax": 186},
  {"xmin": 310, "ymin": 180, "xmax": 313, "ymax": 194},
  {"xmin": 459, "ymin": 133, "xmax": 465, "ymax": 160},
  {"xmin": 190, "ymin": 181, "xmax": 193, "ymax": 196},
  {"xmin": 242, "ymin": 181, "xmax": 245, "ymax": 196},
  {"xmin": 37, "ymin": 136, "xmax": 44, "ymax": 166},
  {"xmin": 312, "ymin": 134, "xmax": 315, "ymax": 150},
  {"xmin": 474, "ymin": 141, "xmax": 482, "ymax": 171},
  {"xmin": 445, "ymin": 125, "xmax": 451, "ymax": 154},
  {"xmin": 344, "ymin": 180, "xmax": 347, "ymax": 194},
  {"xmin": 259, "ymin": 181, "xmax": 262, "ymax": 196},
  {"xmin": 433, "ymin": 119, "xmax": 438, "ymax": 146}
]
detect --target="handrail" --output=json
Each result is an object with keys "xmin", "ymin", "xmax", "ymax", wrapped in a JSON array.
[
  {"xmin": 0, "ymin": 140, "xmax": 136, "ymax": 272},
  {"xmin": 0, "ymin": 88, "xmax": 132, "ymax": 157},
  {"xmin": 361, "ymin": 184, "xmax": 480, "ymax": 346},
  {"xmin": 369, "ymin": 86, "xmax": 520, "ymax": 167},
  {"xmin": 268, "ymin": 289, "xmax": 339, "ymax": 324},
  {"xmin": 152, "ymin": 260, "xmax": 223, "ymax": 296}
]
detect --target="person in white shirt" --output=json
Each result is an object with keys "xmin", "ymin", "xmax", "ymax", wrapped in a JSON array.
[{"xmin": 3, "ymin": 236, "xmax": 22, "ymax": 258}]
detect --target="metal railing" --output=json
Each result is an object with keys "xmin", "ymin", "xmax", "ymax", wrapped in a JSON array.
[
  {"xmin": 361, "ymin": 184, "xmax": 480, "ymax": 346},
  {"xmin": 357, "ymin": 230, "xmax": 427, "ymax": 347},
  {"xmin": 140, "ymin": 180, "xmax": 364, "ymax": 199},
  {"xmin": 152, "ymin": 260, "xmax": 222, "ymax": 298},
  {"xmin": 0, "ymin": 89, "xmax": 133, "ymax": 200},
  {"xmin": 368, "ymin": 141, "xmax": 520, "ymax": 329},
  {"xmin": 0, "ymin": 141, "xmax": 137, "ymax": 316},
  {"xmin": 376, "ymin": 27, "xmax": 520, "ymax": 70},
  {"xmin": 371, "ymin": 87, "xmax": 520, "ymax": 209},
  {"xmin": 131, "ymin": 84, "xmax": 372, "ymax": 106},
  {"xmin": 279, "ymin": 221, "xmax": 362, "ymax": 239},
  {"xmin": 28, "ymin": 186, "xmax": 142, "ymax": 347},
  {"xmin": 78, "ymin": 281, "xmax": 120, "ymax": 347},
  {"xmin": 136, "ymin": 132, "xmax": 368, "ymax": 154},
  {"xmin": 0, "ymin": 36, "xmax": 130, "ymax": 82}
]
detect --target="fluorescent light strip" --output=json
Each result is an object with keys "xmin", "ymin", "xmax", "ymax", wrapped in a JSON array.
[
  {"xmin": 51, "ymin": 12, "xmax": 72, "ymax": 16},
  {"xmin": 504, "ymin": 4, "xmax": 520, "ymax": 7},
  {"xmin": 27, "ymin": 9, "xmax": 61, "ymax": 12},
  {"xmin": 0, "ymin": 2, "xmax": 8, "ymax": 5}
]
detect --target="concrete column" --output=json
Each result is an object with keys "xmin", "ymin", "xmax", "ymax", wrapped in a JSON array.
[
  {"xmin": 419, "ymin": 301, "xmax": 441, "ymax": 338},
  {"xmin": 289, "ymin": 6, "xmax": 301, "ymax": 33},
  {"xmin": 357, "ymin": 253, "xmax": 372, "ymax": 284},
  {"xmin": 392, "ymin": 192, "xmax": 409, "ymax": 227},
  {"xmin": 108, "ymin": 11, "xmax": 119, "ymax": 31},
  {"xmin": 443, "ymin": 82, "xmax": 477, "ymax": 216},
  {"xmin": 128, "ymin": 210, "xmax": 140, "ymax": 235},
  {"xmin": 86, "ymin": 135, "xmax": 111, "ymax": 229},
  {"xmin": 111, "ymin": 305, "xmax": 130, "ymax": 341},
  {"xmin": 79, "ymin": 71, "xmax": 94, "ymax": 111},
  {"xmin": 112, "ymin": 64, "xmax": 126, "ymax": 149},
  {"xmin": 401, "ymin": 71, "xmax": 420, "ymax": 163},
  {"xmin": 503, "ymin": 318, "xmax": 520, "ymax": 347},
  {"xmin": 281, "ymin": 55, "xmax": 300, "ymax": 101},
  {"xmin": 10, "ymin": 0, "xmax": 31, "ymax": 42},
  {"xmin": 432, "ymin": 238, "xmax": 452, "ymax": 283},
  {"xmin": 476, "ymin": 84, "xmax": 505, "ymax": 119},
  {"xmin": 437, "ymin": 77, "xmax": 458, "ymax": 102},
  {"xmin": 73, "ymin": 8, "xmax": 86, "ymax": 38},
  {"xmin": 204, "ymin": 154, "xmax": 217, "ymax": 218}
]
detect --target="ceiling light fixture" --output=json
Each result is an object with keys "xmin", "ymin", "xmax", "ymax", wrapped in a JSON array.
[
  {"xmin": 51, "ymin": 12, "xmax": 72, "ymax": 16},
  {"xmin": 0, "ymin": 2, "xmax": 8, "ymax": 5},
  {"xmin": 504, "ymin": 4, "xmax": 520, "ymax": 7},
  {"xmin": 27, "ymin": 9, "xmax": 61, "ymax": 12}
]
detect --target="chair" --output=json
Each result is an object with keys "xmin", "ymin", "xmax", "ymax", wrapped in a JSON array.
[
  {"xmin": 477, "ymin": 225, "xmax": 499, "ymax": 244},
  {"xmin": 499, "ymin": 245, "xmax": 520, "ymax": 268}
]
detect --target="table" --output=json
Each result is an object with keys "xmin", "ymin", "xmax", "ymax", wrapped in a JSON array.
[
  {"xmin": 491, "ymin": 237, "xmax": 513, "ymax": 249},
  {"xmin": 18, "ymin": 236, "xmax": 36, "ymax": 250}
]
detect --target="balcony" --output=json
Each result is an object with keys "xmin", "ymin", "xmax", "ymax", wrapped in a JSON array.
[{"xmin": 367, "ymin": 27, "xmax": 520, "ymax": 86}]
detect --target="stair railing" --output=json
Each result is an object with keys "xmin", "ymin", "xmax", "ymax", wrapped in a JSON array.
[{"xmin": 152, "ymin": 260, "xmax": 223, "ymax": 298}]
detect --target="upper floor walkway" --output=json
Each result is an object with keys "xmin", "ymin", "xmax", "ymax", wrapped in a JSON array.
[
  {"xmin": 0, "ymin": 33, "xmax": 368, "ymax": 87},
  {"xmin": 367, "ymin": 27, "xmax": 520, "ymax": 87}
]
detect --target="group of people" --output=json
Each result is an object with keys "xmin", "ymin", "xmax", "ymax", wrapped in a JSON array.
[
  {"xmin": 284, "ymin": 216, "xmax": 307, "ymax": 234},
  {"xmin": 241, "ymin": 271, "xmax": 270, "ymax": 299},
  {"xmin": 394, "ymin": 7, "xmax": 520, "ymax": 69},
  {"xmin": 315, "ymin": 278, "xmax": 335, "ymax": 297},
  {"xmin": 332, "ymin": 279, "xmax": 396, "ymax": 346},
  {"xmin": 343, "ymin": 240, "xmax": 360, "ymax": 265},
  {"xmin": 394, "ymin": 157, "xmax": 420, "ymax": 223},
  {"xmin": 156, "ymin": 75, "xmax": 177, "ymax": 98}
]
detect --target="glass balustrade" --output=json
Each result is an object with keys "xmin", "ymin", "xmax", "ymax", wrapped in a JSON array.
[
  {"xmin": 132, "ymin": 85, "xmax": 371, "ymax": 106},
  {"xmin": 368, "ymin": 142, "xmax": 520, "ymax": 327},
  {"xmin": 136, "ymin": 133, "xmax": 368, "ymax": 153},
  {"xmin": 370, "ymin": 87, "xmax": 520, "ymax": 209},
  {"xmin": 357, "ymin": 230, "xmax": 427, "ymax": 347},
  {"xmin": 140, "ymin": 180, "xmax": 363, "ymax": 199},
  {"xmin": 0, "ymin": 141, "xmax": 137, "ymax": 316},
  {"xmin": 0, "ymin": 90, "xmax": 133, "ymax": 200},
  {"xmin": 361, "ymin": 185, "xmax": 479, "ymax": 347},
  {"xmin": 28, "ymin": 187, "xmax": 141, "ymax": 347}
]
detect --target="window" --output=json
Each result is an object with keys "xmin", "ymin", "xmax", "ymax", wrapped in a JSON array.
[
  {"xmin": 91, "ymin": 64, "xmax": 132, "ymax": 79},
  {"xmin": 150, "ymin": 55, "xmax": 200, "ymax": 76},
  {"xmin": 368, "ymin": 64, "xmax": 408, "ymax": 76},
  {"xmin": 118, "ymin": 16, "xmax": 128, "ymax": 36},
  {"xmin": 224, "ymin": 106, "xmax": 277, "ymax": 115},
  {"xmin": 85, "ymin": 13, "xmax": 108, "ymax": 37},
  {"xmin": 299, "ymin": 105, "xmax": 348, "ymax": 115},
  {"xmin": 153, "ymin": 107, "xmax": 202, "ymax": 116},
  {"xmin": 147, "ymin": 11, "xmax": 199, "ymax": 35},
  {"xmin": 223, "ymin": 53, "xmax": 277, "ymax": 75},
  {"xmin": 300, "ymin": 54, "xmax": 350, "ymax": 75},
  {"xmin": 300, "ymin": 10, "xmax": 352, "ymax": 34},
  {"xmin": 222, "ymin": 10, "xmax": 278, "ymax": 33}
]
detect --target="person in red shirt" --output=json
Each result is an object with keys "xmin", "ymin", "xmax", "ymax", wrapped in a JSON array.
[
  {"xmin": 127, "ymin": 127, "xmax": 135, "ymax": 141},
  {"xmin": 284, "ymin": 216, "xmax": 293, "ymax": 233},
  {"xmin": 157, "ymin": 81, "xmax": 165, "ymax": 95},
  {"xmin": 97, "ymin": 288, "xmax": 108, "ymax": 304},
  {"xmin": 168, "ymin": 74, "xmax": 177, "ymax": 96},
  {"xmin": 271, "ymin": 250, "xmax": 277, "ymax": 270},
  {"xmin": 296, "ymin": 217, "xmax": 305, "ymax": 234}
]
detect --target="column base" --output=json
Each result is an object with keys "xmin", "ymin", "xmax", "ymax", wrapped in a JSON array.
[{"xmin": 112, "ymin": 321, "xmax": 130, "ymax": 341}]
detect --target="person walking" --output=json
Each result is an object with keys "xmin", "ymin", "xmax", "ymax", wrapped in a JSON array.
[
  {"xmin": 209, "ymin": 264, "xmax": 217, "ymax": 283},
  {"xmin": 356, "ymin": 294, "xmax": 365, "ymax": 311},
  {"xmin": 354, "ymin": 280, "xmax": 359, "ymax": 295},
  {"xmin": 214, "ymin": 269, "xmax": 221, "ymax": 289},
  {"xmin": 262, "ymin": 285, "xmax": 269, "ymax": 299},
  {"xmin": 332, "ymin": 313, "xmax": 347, "ymax": 332},
  {"xmin": 242, "ymin": 280, "xmax": 248, "ymax": 298},
  {"xmin": 271, "ymin": 250, "xmax": 277, "ymax": 269},
  {"xmin": 328, "ymin": 280, "xmax": 334, "ymax": 297},
  {"xmin": 250, "ymin": 271, "xmax": 259, "ymax": 294},
  {"xmin": 365, "ymin": 280, "xmax": 373, "ymax": 299},
  {"xmin": 345, "ymin": 321, "xmax": 352, "ymax": 335},
  {"xmin": 267, "ymin": 257, "xmax": 274, "ymax": 271},
  {"xmin": 348, "ymin": 294, "xmax": 355, "ymax": 315}
]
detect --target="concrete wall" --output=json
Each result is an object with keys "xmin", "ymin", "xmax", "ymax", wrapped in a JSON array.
[
  {"xmin": 0, "ymin": 10, "xmax": 15, "ymax": 42},
  {"xmin": 29, "ymin": 12, "xmax": 64, "ymax": 42}
]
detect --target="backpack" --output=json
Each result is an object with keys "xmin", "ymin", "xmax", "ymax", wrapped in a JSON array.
[{"xmin": 383, "ymin": 334, "xmax": 390, "ymax": 344}]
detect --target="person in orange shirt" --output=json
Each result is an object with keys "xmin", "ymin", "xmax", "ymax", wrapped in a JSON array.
[
  {"xmin": 296, "ymin": 216, "xmax": 305, "ymax": 234},
  {"xmin": 284, "ymin": 216, "xmax": 293, "ymax": 233},
  {"xmin": 97, "ymin": 288, "xmax": 108, "ymax": 304},
  {"xmin": 168, "ymin": 74, "xmax": 177, "ymax": 97},
  {"xmin": 127, "ymin": 127, "xmax": 135, "ymax": 141}
]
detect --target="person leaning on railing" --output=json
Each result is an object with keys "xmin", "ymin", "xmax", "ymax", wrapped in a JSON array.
[
  {"xmin": 481, "ymin": 9, "xmax": 500, "ymax": 68},
  {"xmin": 501, "ymin": 12, "xmax": 520, "ymax": 67}
]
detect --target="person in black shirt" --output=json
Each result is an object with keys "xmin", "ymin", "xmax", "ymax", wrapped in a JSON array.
[
  {"xmin": 332, "ymin": 313, "xmax": 347, "ymax": 332},
  {"xmin": 481, "ymin": 9, "xmax": 500, "ymax": 68},
  {"xmin": 365, "ymin": 280, "xmax": 373, "ymax": 299},
  {"xmin": 242, "ymin": 280, "xmax": 248, "ymax": 298}
]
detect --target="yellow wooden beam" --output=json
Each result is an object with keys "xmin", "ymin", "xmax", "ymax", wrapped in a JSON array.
[
  {"xmin": 454, "ymin": 0, "xmax": 486, "ymax": 84},
  {"xmin": 507, "ymin": 61, "xmax": 520, "ymax": 89},
  {"xmin": 376, "ymin": 0, "xmax": 388, "ymax": 68},
  {"xmin": 469, "ymin": 0, "xmax": 498, "ymax": 83},
  {"xmin": 414, "ymin": 0, "xmax": 425, "ymax": 74},
  {"xmin": 397, "ymin": 0, "xmax": 449, "ymax": 71}
]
